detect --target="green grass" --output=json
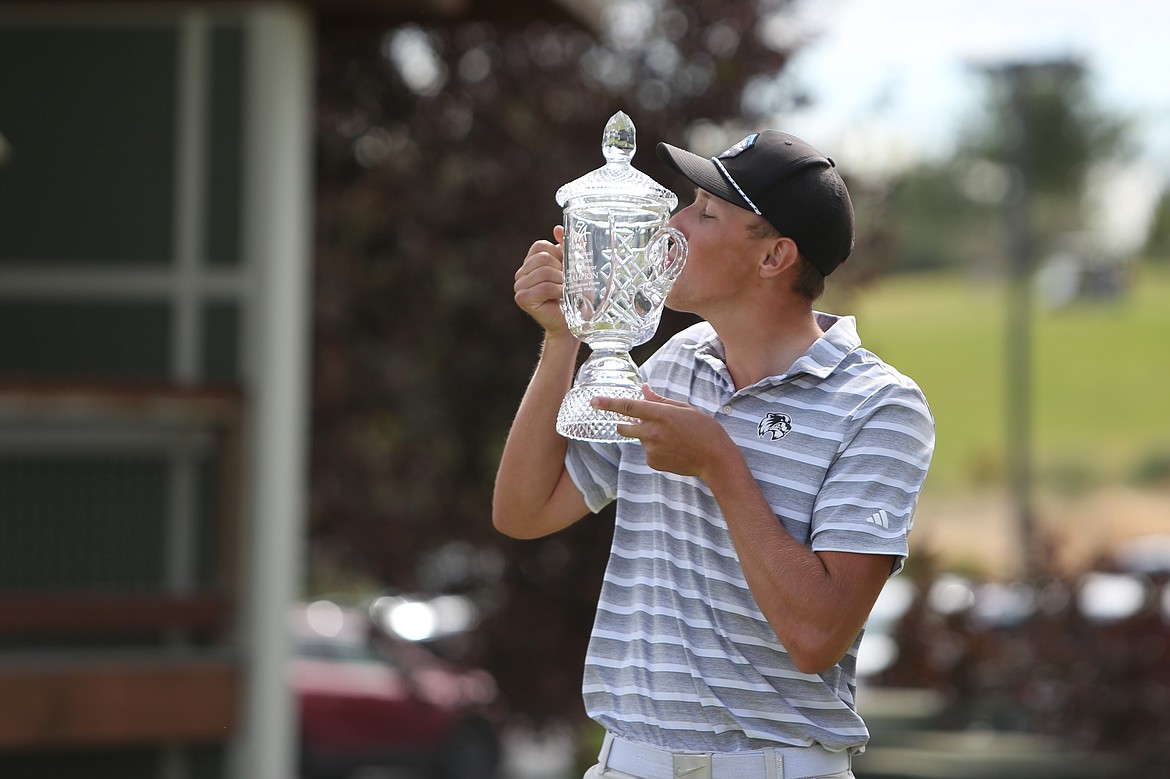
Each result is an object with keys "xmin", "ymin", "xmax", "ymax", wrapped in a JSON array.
[{"xmin": 839, "ymin": 263, "xmax": 1170, "ymax": 495}]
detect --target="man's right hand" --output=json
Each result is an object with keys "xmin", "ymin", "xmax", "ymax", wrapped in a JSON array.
[{"xmin": 514, "ymin": 225, "xmax": 573, "ymax": 337}]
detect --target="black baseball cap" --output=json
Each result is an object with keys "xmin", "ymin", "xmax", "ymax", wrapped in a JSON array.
[{"xmin": 656, "ymin": 131, "xmax": 855, "ymax": 276}]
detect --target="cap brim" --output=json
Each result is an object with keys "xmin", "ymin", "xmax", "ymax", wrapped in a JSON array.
[{"xmin": 656, "ymin": 142, "xmax": 752, "ymax": 211}]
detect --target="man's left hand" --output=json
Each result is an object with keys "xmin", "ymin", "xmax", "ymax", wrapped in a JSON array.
[{"xmin": 592, "ymin": 384, "xmax": 733, "ymax": 479}]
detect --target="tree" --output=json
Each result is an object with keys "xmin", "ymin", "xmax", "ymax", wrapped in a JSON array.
[
  {"xmin": 959, "ymin": 59, "xmax": 1134, "ymax": 247},
  {"xmin": 310, "ymin": 0, "xmax": 808, "ymax": 724},
  {"xmin": 884, "ymin": 160, "xmax": 1003, "ymax": 274},
  {"xmin": 883, "ymin": 60, "xmax": 1136, "ymax": 278}
]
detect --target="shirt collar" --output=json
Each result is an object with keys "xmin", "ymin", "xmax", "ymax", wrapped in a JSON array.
[
  {"xmin": 692, "ymin": 313, "xmax": 860, "ymax": 385},
  {"xmin": 787, "ymin": 312, "xmax": 859, "ymax": 379}
]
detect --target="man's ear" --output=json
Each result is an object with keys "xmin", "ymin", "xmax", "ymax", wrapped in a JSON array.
[{"xmin": 759, "ymin": 236, "xmax": 801, "ymax": 278}]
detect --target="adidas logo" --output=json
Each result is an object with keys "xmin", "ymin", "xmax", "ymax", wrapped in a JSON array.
[{"xmin": 866, "ymin": 510, "xmax": 890, "ymax": 529}]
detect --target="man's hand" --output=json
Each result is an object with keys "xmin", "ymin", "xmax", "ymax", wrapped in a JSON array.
[
  {"xmin": 593, "ymin": 383, "xmax": 734, "ymax": 479},
  {"xmin": 514, "ymin": 225, "xmax": 573, "ymax": 337}
]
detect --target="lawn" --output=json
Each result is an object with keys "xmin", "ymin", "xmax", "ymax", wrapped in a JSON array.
[{"xmin": 840, "ymin": 262, "xmax": 1170, "ymax": 495}]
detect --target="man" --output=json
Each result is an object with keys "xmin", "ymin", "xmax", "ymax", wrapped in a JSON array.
[{"xmin": 494, "ymin": 130, "xmax": 935, "ymax": 779}]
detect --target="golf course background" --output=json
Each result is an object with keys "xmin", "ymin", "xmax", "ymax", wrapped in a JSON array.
[{"xmin": 839, "ymin": 263, "xmax": 1170, "ymax": 574}]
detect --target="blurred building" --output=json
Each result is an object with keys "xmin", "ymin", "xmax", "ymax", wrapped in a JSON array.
[{"xmin": 0, "ymin": 1, "xmax": 595, "ymax": 778}]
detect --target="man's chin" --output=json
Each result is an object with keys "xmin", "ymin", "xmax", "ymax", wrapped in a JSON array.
[{"xmin": 664, "ymin": 293, "xmax": 690, "ymax": 315}]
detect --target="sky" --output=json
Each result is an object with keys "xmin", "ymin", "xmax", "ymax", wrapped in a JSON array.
[{"xmin": 771, "ymin": 0, "xmax": 1170, "ymax": 247}]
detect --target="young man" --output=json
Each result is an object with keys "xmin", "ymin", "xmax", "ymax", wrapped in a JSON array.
[{"xmin": 494, "ymin": 130, "xmax": 935, "ymax": 779}]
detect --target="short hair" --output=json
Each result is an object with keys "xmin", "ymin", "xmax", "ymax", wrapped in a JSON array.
[
  {"xmin": 792, "ymin": 256, "xmax": 827, "ymax": 302},
  {"xmin": 745, "ymin": 217, "xmax": 826, "ymax": 302}
]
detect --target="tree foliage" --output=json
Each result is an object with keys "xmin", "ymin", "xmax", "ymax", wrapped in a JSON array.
[
  {"xmin": 963, "ymin": 60, "xmax": 1133, "ymax": 242},
  {"xmin": 965, "ymin": 63, "xmax": 1128, "ymax": 192},
  {"xmin": 310, "ymin": 0, "xmax": 806, "ymax": 722},
  {"xmin": 885, "ymin": 59, "xmax": 1136, "ymax": 276},
  {"xmin": 883, "ymin": 162, "xmax": 1002, "ymax": 274}
]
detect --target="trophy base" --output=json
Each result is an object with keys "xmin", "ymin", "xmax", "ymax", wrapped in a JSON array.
[{"xmin": 556, "ymin": 384, "xmax": 642, "ymax": 443}]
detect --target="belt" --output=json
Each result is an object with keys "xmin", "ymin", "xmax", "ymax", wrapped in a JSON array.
[{"xmin": 599, "ymin": 733, "xmax": 850, "ymax": 779}]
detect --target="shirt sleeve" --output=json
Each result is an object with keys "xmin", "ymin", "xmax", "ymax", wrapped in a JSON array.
[
  {"xmin": 809, "ymin": 382, "xmax": 936, "ymax": 575},
  {"xmin": 565, "ymin": 438, "xmax": 623, "ymax": 514}
]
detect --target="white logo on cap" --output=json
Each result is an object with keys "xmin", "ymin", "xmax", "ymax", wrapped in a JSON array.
[{"xmin": 719, "ymin": 133, "xmax": 759, "ymax": 159}]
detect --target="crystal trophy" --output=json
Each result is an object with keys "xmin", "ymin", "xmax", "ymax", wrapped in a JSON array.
[{"xmin": 555, "ymin": 111, "xmax": 688, "ymax": 443}]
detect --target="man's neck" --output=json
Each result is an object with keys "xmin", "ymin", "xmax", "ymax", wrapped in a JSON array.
[{"xmin": 713, "ymin": 307, "xmax": 824, "ymax": 390}]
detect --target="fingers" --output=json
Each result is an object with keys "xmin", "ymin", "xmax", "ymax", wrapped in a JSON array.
[
  {"xmin": 514, "ymin": 230, "xmax": 564, "ymax": 300},
  {"xmin": 589, "ymin": 396, "xmax": 644, "ymax": 441},
  {"xmin": 516, "ymin": 226, "xmax": 565, "ymax": 281},
  {"xmin": 591, "ymin": 394, "xmax": 650, "ymax": 421},
  {"xmin": 591, "ymin": 385, "xmax": 677, "ymax": 418},
  {"xmin": 641, "ymin": 383, "xmax": 664, "ymax": 402},
  {"xmin": 639, "ymin": 383, "xmax": 688, "ymax": 408},
  {"xmin": 513, "ymin": 260, "xmax": 562, "ymax": 302},
  {"xmin": 515, "ymin": 244, "xmax": 560, "ymax": 282},
  {"xmin": 613, "ymin": 421, "xmax": 643, "ymax": 439},
  {"xmin": 514, "ymin": 227, "xmax": 569, "ymax": 331}
]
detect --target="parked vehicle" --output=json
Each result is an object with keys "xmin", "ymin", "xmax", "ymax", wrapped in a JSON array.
[{"xmin": 291, "ymin": 600, "xmax": 503, "ymax": 779}]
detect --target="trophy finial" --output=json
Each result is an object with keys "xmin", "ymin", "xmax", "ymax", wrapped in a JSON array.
[
  {"xmin": 555, "ymin": 109, "xmax": 675, "ymax": 209},
  {"xmin": 602, "ymin": 110, "xmax": 636, "ymax": 163}
]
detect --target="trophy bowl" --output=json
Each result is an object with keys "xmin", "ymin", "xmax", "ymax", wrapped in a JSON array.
[{"xmin": 555, "ymin": 111, "xmax": 688, "ymax": 443}]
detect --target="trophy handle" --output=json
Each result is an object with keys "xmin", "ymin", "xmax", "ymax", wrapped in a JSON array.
[{"xmin": 646, "ymin": 225, "xmax": 688, "ymax": 294}]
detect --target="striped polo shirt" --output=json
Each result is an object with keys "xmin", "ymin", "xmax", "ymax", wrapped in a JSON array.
[{"xmin": 565, "ymin": 313, "xmax": 935, "ymax": 755}]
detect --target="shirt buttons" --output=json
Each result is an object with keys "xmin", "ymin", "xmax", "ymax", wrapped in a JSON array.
[{"xmin": 721, "ymin": 405, "xmax": 733, "ymax": 414}]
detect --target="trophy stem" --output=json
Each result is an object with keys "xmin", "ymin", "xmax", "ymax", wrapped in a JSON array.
[{"xmin": 556, "ymin": 344, "xmax": 643, "ymax": 443}]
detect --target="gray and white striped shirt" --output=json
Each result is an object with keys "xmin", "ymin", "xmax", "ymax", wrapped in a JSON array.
[{"xmin": 565, "ymin": 314, "xmax": 935, "ymax": 755}]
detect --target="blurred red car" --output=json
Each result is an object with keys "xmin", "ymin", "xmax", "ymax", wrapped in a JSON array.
[{"xmin": 291, "ymin": 600, "xmax": 503, "ymax": 779}]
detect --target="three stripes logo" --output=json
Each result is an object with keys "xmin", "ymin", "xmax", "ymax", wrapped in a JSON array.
[{"xmin": 866, "ymin": 510, "xmax": 890, "ymax": 529}]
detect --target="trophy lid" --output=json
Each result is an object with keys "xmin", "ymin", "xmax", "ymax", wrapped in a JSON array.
[{"xmin": 555, "ymin": 111, "xmax": 679, "ymax": 209}]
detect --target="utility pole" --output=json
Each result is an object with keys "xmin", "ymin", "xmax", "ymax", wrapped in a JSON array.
[
  {"xmin": 1003, "ymin": 62, "xmax": 1037, "ymax": 579},
  {"xmin": 989, "ymin": 59, "xmax": 1081, "ymax": 579}
]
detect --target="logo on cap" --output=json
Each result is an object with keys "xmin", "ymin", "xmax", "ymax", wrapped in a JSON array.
[{"xmin": 719, "ymin": 133, "xmax": 759, "ymax": 159}]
